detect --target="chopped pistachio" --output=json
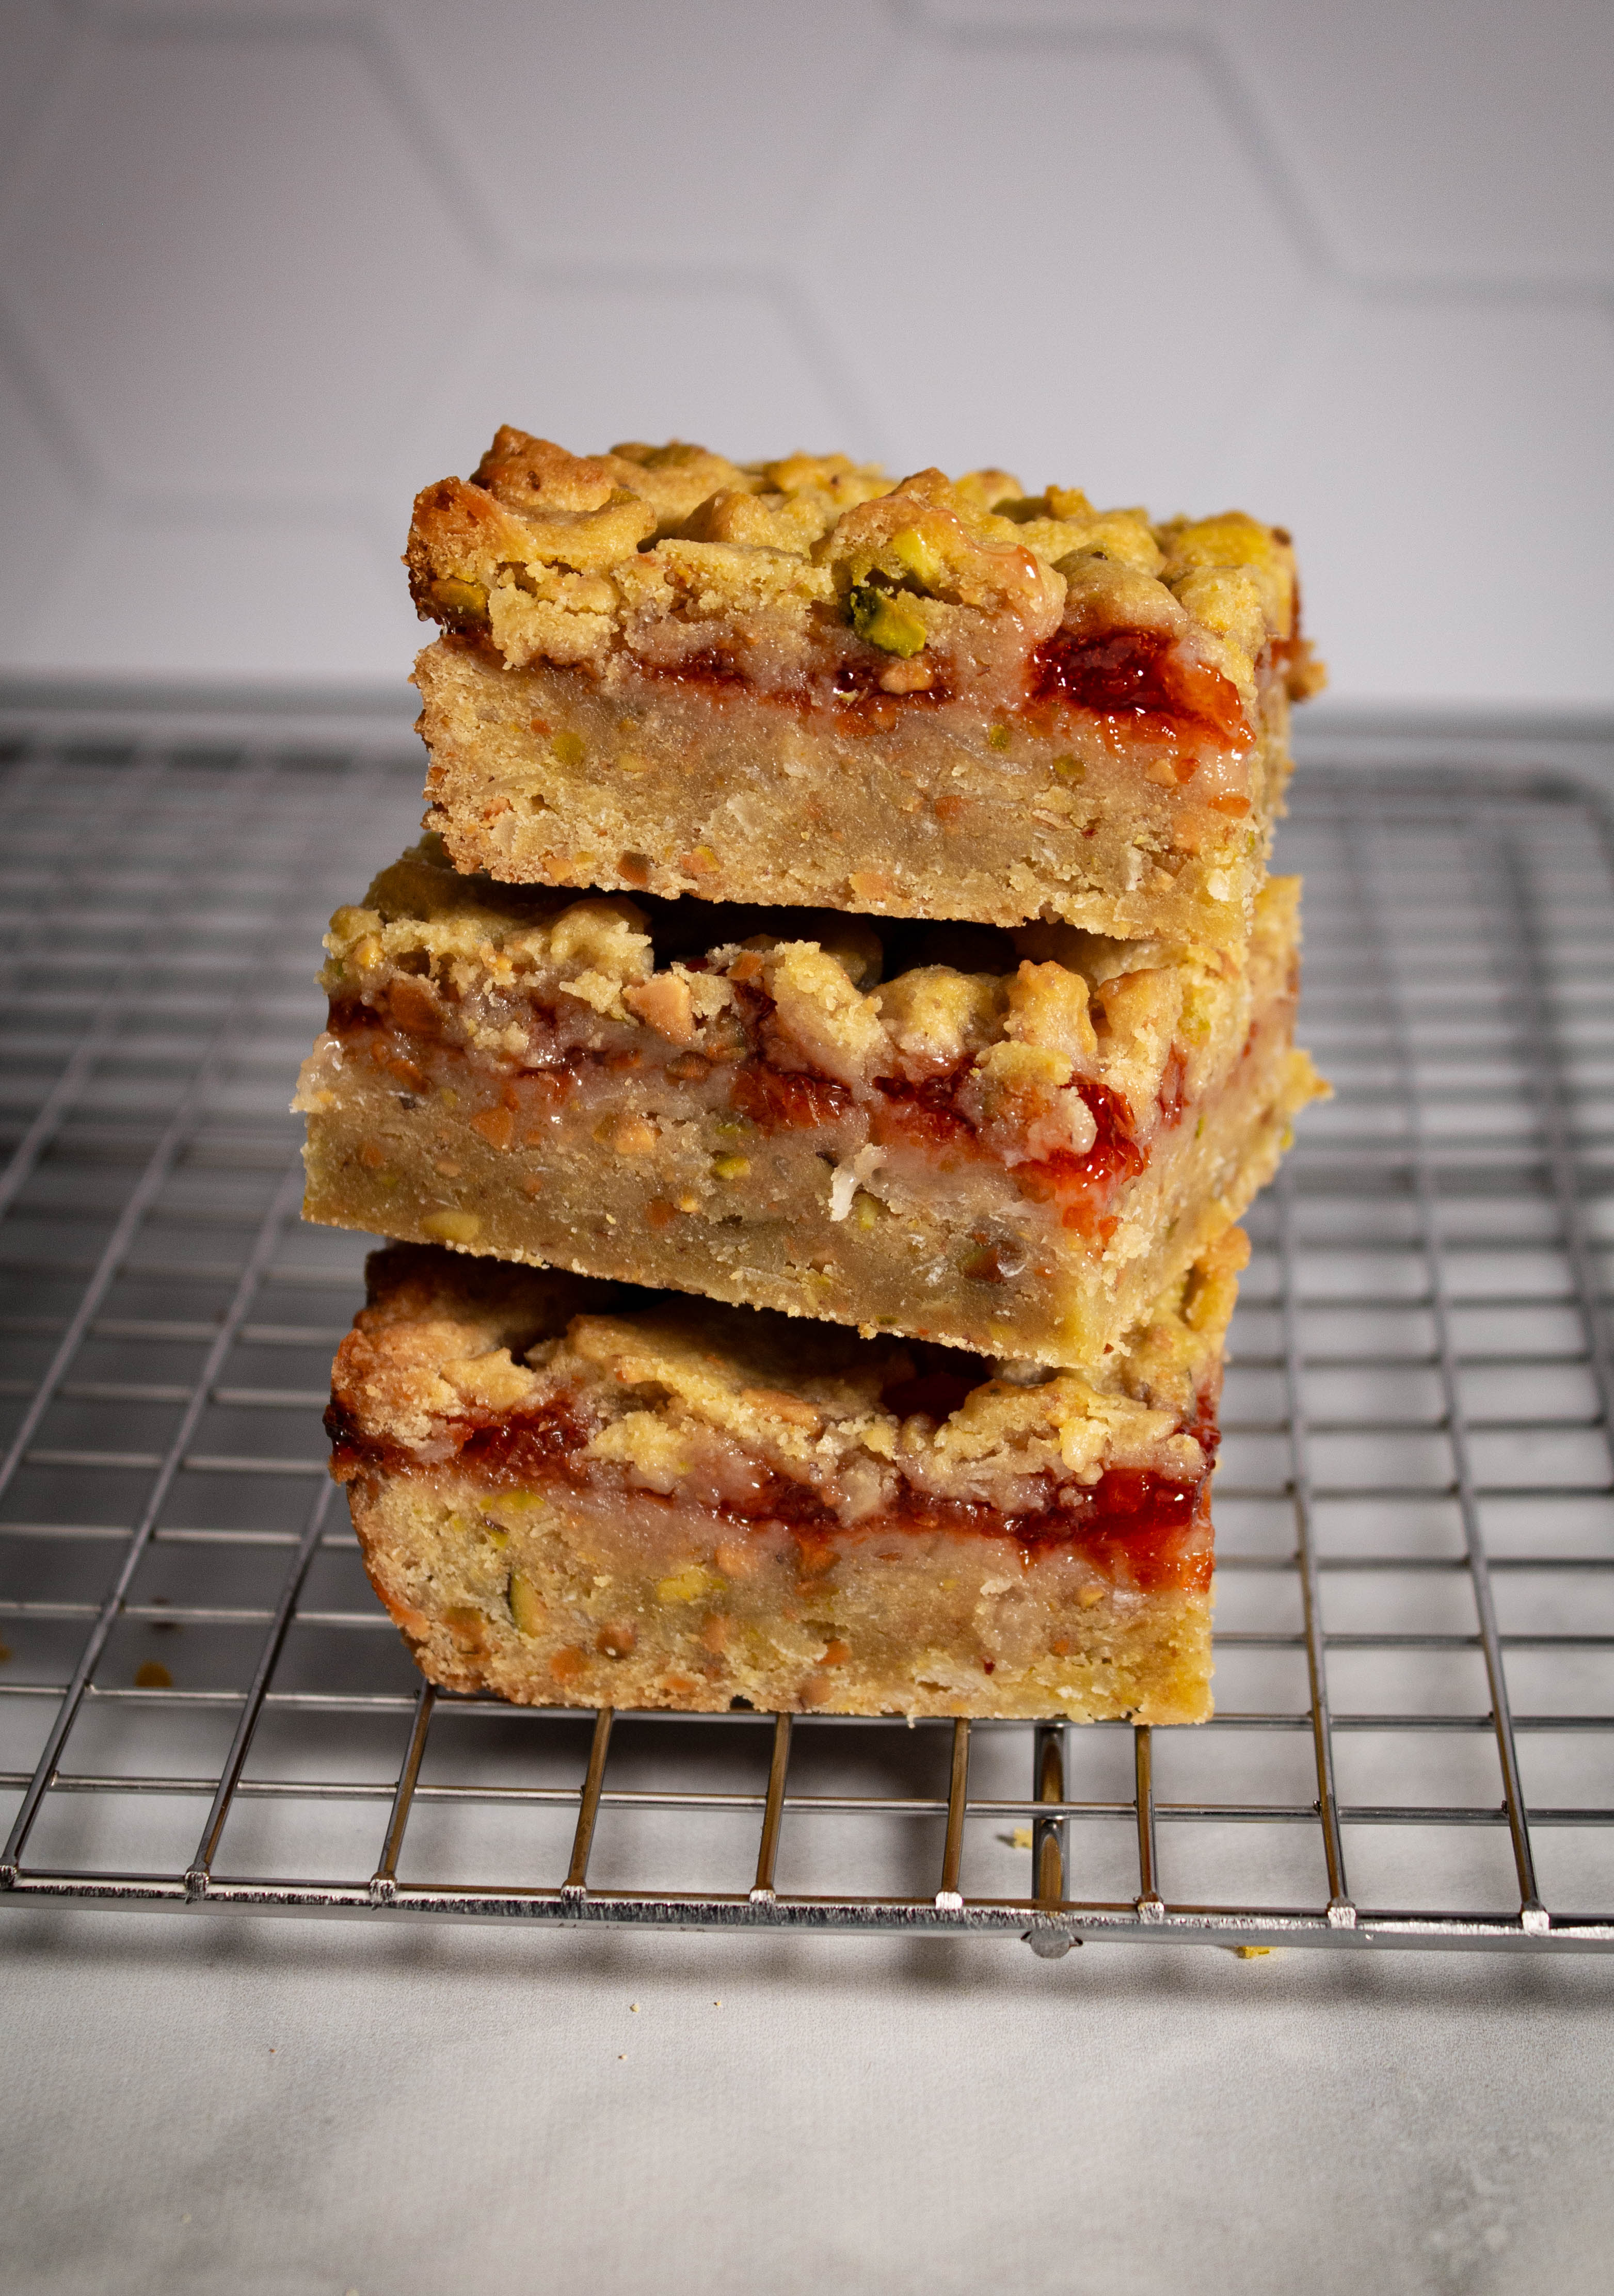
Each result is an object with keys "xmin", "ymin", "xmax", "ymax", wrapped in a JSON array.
[
  {"xmin": 889, "ymin": 526, "xmax": 945, "ymax": 589},
  {"xmin": 1052, "ymin": 754, "xmax": 1084, "ymax": 782},
  {"xmin": 849, "ymin": 585, "xmax": 927, "ymax": 658},
  {"xmin": 429, "ymin": 575, "xmax": 488, "ymax": 618},
  {"xmin": 986, "ymin": 724, "xmax": 1012, "ymax": 752},
  {"xmin": 508, "ymin": 1570, "xmax": 545, "ymax": 1637},
  {"xmin": 711, "ymin": 1152, "xmax": 751, "ymax": 1181},
  {"xmin": 551, "ymin": 731, "xmax": 586, "ymax": 767}
]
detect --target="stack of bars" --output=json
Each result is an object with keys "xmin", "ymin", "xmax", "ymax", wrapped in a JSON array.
[{"xmin": 299, "ymin": 430, "xmax": 1328, "ymax": 1727}]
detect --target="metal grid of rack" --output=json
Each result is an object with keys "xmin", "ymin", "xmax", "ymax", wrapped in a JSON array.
[{"xmin": 2, "ymin": 702, "xmax": 1612, "ymax": 1955}]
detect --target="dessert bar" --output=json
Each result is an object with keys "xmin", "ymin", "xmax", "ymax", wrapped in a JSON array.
[
  {"xmin": 327, "ymin": 1228, "xmax": 1249, "ymax": 1723},
  {"xmin": 297, "ymin": 839, "xmax": 1323, "ymax": 1367},
  {"xmin": 407, "ymin": 431, "xmax": 1324, "ymax": 946}
]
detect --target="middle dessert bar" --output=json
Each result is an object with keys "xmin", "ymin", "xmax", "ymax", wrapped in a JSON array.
[{"xmin": 298, "ymin": 839, "xmax": 1322, "ymax": 1367}]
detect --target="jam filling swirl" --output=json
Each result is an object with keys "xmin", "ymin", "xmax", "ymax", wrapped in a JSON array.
[
  {"xmin": 326, "ymin": 1389, "xmax": 1212, "ymax": 1592},
  {"xmin": 1027, "ymin": 624, "xmax": 1249, "ymax": 751},
  {"xmin": 326, "ymin": 991, "xmax": 1175, "ymax": 1230}
]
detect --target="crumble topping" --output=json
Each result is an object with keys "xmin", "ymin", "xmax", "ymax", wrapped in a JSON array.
[
  {"xmin": 406, "ymin": 428, "xmax": 1325, "ymax": 719},
  {"xmin": 314, "ymin": 837, "xmax": 1298, "ymax": 1167},
  {"xmin": 329, "ymin": 1230, "xmax": 1245, "ymax": 1530}
]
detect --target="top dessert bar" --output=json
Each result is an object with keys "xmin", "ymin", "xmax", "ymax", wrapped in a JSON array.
[{"xmin": 406, "ymin": 430, "xmax": 1324, "ymax": 942}]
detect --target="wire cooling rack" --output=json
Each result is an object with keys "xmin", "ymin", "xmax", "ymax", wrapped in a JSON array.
[{"xmin": 2, "ymin": 697, "xmax": 1612, "ymax": 1957}]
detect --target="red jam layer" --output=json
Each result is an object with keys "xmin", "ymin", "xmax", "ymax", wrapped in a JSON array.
[
  {"xmin": 443, "ymin": 622, "xmax": 1260, "ymax": 753},
  {"xmin": 602, "ymin": 627, "xmax": 1249, "ymax": 750},
  {"xmin": 325, "ymin": 1000, "xmax": 1162, "ymax": 1218},
  {"xmin": 1027, "ymin": 625, "xmax": 1248, "ymax": 751},
  {"xmin": 326, "ymin": 1394, "xmax": 1212, "ymax": 1593}
]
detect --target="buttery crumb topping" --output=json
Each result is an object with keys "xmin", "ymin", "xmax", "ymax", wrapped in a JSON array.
[
  {"xmin": 330, "ymin": 1230, "xmax": 1247, "ymax": 1527},
  {"xmin": 406, "ymin": 428, "xmax": 1325, "ymax": 718},
  {"xmin": 317, "ymin": 836, "xmax": 1303, "ymax": 1162}
]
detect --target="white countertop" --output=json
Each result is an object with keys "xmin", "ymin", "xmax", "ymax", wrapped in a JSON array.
[{"xmin": 6, "ymin": 1908, "xmax": 1611, "ymax": 2295}]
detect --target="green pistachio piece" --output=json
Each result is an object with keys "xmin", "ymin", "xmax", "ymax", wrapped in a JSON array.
[
  {"xmin": 508, "ymin": 1571, "xmax": 545, "ymax": 1637},
  {"xmin": 428, "ymin": 574, "xmax": 489, "ymax": 619},
  {"xmin": 849, "ymin": 585, "xmax": 928, "ymax": 658}
]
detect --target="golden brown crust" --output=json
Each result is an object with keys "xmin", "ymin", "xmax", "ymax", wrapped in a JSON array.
[
  {"xmin": 299, "ymin": 1045, "xmax": 1304, "ymax": 1371},
  {"xmin": 406, "ymin": 430, "xmax": 1322, "ymax": 720},
  {"xmin": 323, "ymin": 422, "xmax": 1326, "ymax": 1728}
]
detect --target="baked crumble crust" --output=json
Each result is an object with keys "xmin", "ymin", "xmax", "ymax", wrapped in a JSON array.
[
  {"xmin": 407, "ymin": 428, "xmax": 1324, "ymax": 717},
  {"xmin": 311, "ymin": 833, "xmax": 1289, "ymax": 1149},
  {"xmin": 331, "ymin": 1225, "xmax": 1245, "ymax": 1520}
]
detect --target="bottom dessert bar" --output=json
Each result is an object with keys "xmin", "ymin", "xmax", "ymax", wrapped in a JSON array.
[{"xmin": 326, "ymin": 1229, "xmax": 1248, "ymax": 1725}]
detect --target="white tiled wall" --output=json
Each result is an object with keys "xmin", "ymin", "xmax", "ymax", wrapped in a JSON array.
[{"xmin": 2, "ymin": 1, "xmax": 1610, "ymax": 707}]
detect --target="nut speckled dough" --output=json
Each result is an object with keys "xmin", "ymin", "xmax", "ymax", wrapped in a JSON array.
[
  {"xmin": 328, "ymin": 1229, "xmax": 1249, "ymax": 1723},
  {"xmin": 406, "ymin": 431, "xmax": 1326, "ymax": 941},
  {"xmin": 296, "ymin": 841, "xmax": 1325, "ymax": 1367}
]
